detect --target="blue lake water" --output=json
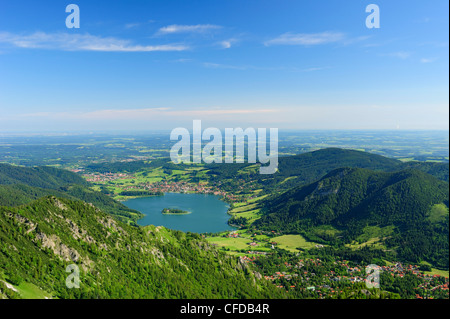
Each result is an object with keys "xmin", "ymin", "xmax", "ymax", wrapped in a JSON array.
[{"xmin": 123, "ymin": 192, "xmax": 236, "ymax": 233}]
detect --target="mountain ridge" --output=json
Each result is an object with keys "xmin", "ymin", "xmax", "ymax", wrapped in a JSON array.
[
  {"xmin": 255, "ymin": 167, "xmax": 449, "ymax": 268},
  {"xmin": 0, "ymin": 163, "xmax": 143, "ymax": 224},
  {"xmin": 0, "ymin": 196, "xmax": 282, "ymax": 299}
]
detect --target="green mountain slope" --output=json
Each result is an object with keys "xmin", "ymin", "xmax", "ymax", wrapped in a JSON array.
[
  {"xmin": 256, "ymin": 168, "xmax": 449, "ymax": 268},
  {"xmin": 277, "ymin": 148, "xmax": 400, "ymax": 180},
  {"xmin": 0, "ymin": 163, "xmax": 142, "ymax": 224},
  {"xmin": 0, "ymin": 164, "xmax": 88, "ymax": 189},
  {"xmin": 0, "ymin": 196, "xmax": 283, "ymax": 299},
  {"xmin": 275, "ymin": 148, "xmax": 448, "ymax": 185},
  {"xmin": 401, "ymin": 161, "xmax": 449, "ymax": 182}
]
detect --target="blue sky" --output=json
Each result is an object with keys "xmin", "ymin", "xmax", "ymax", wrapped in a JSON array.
[{"xmin": 0, "ymin": 0, "xmax": 448, "ymax": 131}]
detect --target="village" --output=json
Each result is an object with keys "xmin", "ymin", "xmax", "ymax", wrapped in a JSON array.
[
  {"xmin": 82, "ymin": 172, "xmax": 135, "ymax": 183},
  {"xmin": 237, "ymin": 254, "xmax": 449, "ymax": 299},
  {"xmin": 214, "ymin": 231, "xmax": 449, "ymax": 299},
  {"xmin": 122, "ymin": 180, "xmax": 241, "ymax": 202},
  {"xmin": 80, "ymin": 170, "xmax": 242, "ymax": 202}
]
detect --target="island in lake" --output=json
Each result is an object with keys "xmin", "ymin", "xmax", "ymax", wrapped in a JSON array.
[{"xmin": 161, "ymin": 208, "xmax": 191, "ymax": 215}]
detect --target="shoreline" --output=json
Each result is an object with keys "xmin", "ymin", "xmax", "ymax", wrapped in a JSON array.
[{"xmin": 121, "ymin": 192, "xmax": 236, "ymax": 231}]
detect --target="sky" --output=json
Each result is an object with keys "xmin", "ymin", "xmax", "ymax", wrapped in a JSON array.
[{"xmin": 0, "ymin": 0, "xmax": 448, "ymax": 132}]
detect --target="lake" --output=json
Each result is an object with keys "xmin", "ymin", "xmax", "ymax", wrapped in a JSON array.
[{"xmin": 123, "ymin": 192, "xmax": 236, "ymax": 233}]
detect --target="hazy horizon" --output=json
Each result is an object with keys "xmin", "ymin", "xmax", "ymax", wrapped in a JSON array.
[
  {"xmin": 0, "ymin": 0, "xmax": 448, "ymax": 131},
  {"xmin": 1, "ymin": 128, "xmax": 449, "ymax": 136}
]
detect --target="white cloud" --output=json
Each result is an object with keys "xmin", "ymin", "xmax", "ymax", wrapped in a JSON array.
[
  {"xmin": 300, "ymin": 67, "xmax": 330, "ymax": 72},
  {"xmin": 156, "ymin": 24, "xmax": 222, "ymax": 35},
  {"xmin": 420, "ymin": 57, "xmax": 437, "ymax": 63},
  {"xmin": 220, "ymin": 40, "xmax": 232, "ymax": 49},
  {"xmin": 202, "ymin": 62, "xmax": 247, "ymax": 70},
  {"xmin": 124, "ymin": 23, "xmax": 141, "ymax": 29},
  {"xmin": 341, "ymin": 35, "xmax": 372, "ymax": 46},
  {"xmin": 382, "ymin": 51, "xmax": 411, "ymax": 59},
  {"xmin": 202, "ymin": 62, "xmax": 330, "ymax": 72},
  {"xmin": 0, "ymin": 31, "xmax": 189, "ymax": 52},
  {"xmin": 218, "ymin": 38, "xmax": 238, "ymax": 49},
  {"xmin": 264, "ymin": 32, "xmax": 346, "ymax": 46},
  {"xmin": 125, "ymin": 20, "xmax": 156, "ymax": 29},
  {"xmin": 173, "ymin": 58, "xmax": 194, "ymax": 63}
]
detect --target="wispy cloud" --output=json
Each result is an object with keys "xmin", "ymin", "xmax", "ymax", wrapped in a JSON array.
[
  {"xmin": 381, "ymin": 51, "xmax": 412, "ymax": 59},
  {"xmin": 341, "ymin": 35, "xmax": 371, "ymax": 46},
  {"xmin": 0, "ymin": 31, "xmax": 189, "ymax": 52},
  {"xmin": 124, "ymin": 20, "xmax": 156, "ymax": 29},
  {"xmin": 300, "ymin": 67, "xmax": 330, "ymax": 72},
  {"xmin": 156, "ymin": 24, "xmax": 222, "ymax": 35},
  {"xmin": 173, "ymin": 58, "xmax": 194, "ymax": 63},
  {"xmin": 202, "ymin": 62, "xmax": 330, "ymax": 73},
  {"xmin": 420, "ymin": 57, "xmax": 437, "ymax": 63},
  {"xmin": 202, "ymin": 62, "xmax": 247, "ymax": 70},
  {"xmin": 124, "ymin": 23, "xmax": 141, "ymax": 29},
  {"xmin": 415, "ymin": 17, "xmax": 431, "ymax": 23},
  {"xmin": 218, "ymin": 38, "xmax": 239, "ymax": 49},
  {"xmin": 264, "ymin": 32, "xmax": 346, "ymax": 46}
]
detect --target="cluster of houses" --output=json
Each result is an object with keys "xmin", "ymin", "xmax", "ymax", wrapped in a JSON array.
[
  {"xmin": 415, "ymin": 277, "xmax": 449, "ymax": 299},
  {"xmin": 83, "ymin": 172, "xmax": 135, "ymax": 182},
  {"xmin": 82, "ymin": 172, "xmax": 243, "ymax": 201},
  {"xmin": 227, "ymin": 232, "xmax": 239, "ymax": 238},
  {"xmin": 120, "ymin": 180, "xmax": 240, "ymax": 201},
  {"xmin": 246, "ymin": 251, "xmax": 269, "ymax": 255},
  {"xmin": 239, "ymin": 255, "xmax": 449, "ymax": 299}
]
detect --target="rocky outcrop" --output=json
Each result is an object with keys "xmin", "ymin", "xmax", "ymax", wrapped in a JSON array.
[{"xmin": 35, "ymin": 232, "xmax": 80, "ymax": 263}]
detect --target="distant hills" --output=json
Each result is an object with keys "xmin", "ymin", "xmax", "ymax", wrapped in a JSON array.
[
  {"xmin": 274, "ymin": 148, "xmax": 448, "ymax": 187},
  {"xmin": 204, "ymin": 148, "xmax": 449, "ymax": 192},
  {"xmin": 80, "ymin": 148, "xmax": 449, "ymax": 190},
  {"xmin": 0, "ymin": 164, "xmax": 88, "ymax": 189}
]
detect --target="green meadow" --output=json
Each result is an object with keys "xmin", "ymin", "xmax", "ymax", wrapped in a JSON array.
[{"xmin": 272, "ymin": 234, "xmax": 318, "ymax": 252}]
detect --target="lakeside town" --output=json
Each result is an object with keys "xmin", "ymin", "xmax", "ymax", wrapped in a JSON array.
[{"xmin": 80, "ymin": 171, "xmax": 244, "ymax": 202}]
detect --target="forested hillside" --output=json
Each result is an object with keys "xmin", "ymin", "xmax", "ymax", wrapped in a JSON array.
[
  {"xmin": 0, "ymin": 163, "xmax": 142, "ymax": 224},
  {"xmin": 0, "ymin": 196, "xmax": 283, "ymax": 299},
  {"xmin": 255, "ymin": 168, "xmax": 449, "ymax": 268},
  {"xmin": 205, "ymin": 148, "xmax": 449, "ymax": 193},
  {"xmin": 0, "ymin": 164, "xmax": 88, "ymax": 189}
]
